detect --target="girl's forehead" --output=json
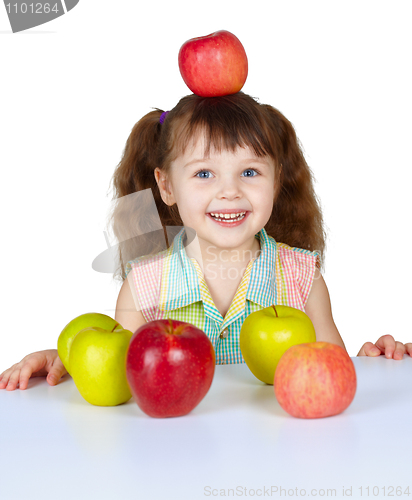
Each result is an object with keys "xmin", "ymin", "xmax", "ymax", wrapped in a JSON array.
[{"xmin": 179, "ymin": 133, "xmax": 264, "ymax": 161}]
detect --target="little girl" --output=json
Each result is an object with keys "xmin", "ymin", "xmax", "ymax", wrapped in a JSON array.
[{"xmin": 1, "ymin": 92, "xmax": 411, "ymax": 390}]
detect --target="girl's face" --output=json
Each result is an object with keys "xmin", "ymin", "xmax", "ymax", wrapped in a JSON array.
[{"xmin": 155, "ymin": 134, "xmax": 277, "ymax": 253}]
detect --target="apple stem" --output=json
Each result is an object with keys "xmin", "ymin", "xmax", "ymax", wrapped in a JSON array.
[
  {"xmin": 168, "ymin": 318, "xmax": 174, "ymax": 334},
  {"xmin": 272, "ymin": 305, "xmax": 278, "ymax": 317},
  {"xmin": 111, "ymin": 323, "xmax": 120, "ymax": 332}
]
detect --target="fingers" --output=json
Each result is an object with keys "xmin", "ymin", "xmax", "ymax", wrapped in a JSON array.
[
  {"xmin": 1, "ymin": 350, "xmax": 65, "ymax": 391},
  {"xmin": 0, "ymin": 359, "xmax": 39, "ymax": 391},
  {"xmin": 357, "ymin": 341, "xmax": 381, "ymax": 357},
  {"xmin": 18, "ymin": 363, "xmax": 37, "ymax": 390},
  {"xmin": 404, "ymin": 343, "xmax": 412, "ymax": 357},
  {"xmin": 392, "ymin": 341, "xmax": 406, "ymax": 360},
  {"xmin": 357, "ymin": 335, "xmax": 410, "ymax": 360},
  {"xmin": 46, "ymin": 356, "xmax": 67, "ymax": 386},
  {"xmin": 0, "ymin": 367, "xmax": 22, "ymax": 391},
  {"xmin": 8, "ymin": 368, "xmax": 26, "ymax": 391},
  {"xmin": 0, "ymin": 364, "xmax": 20, "ymax": 390},
  {"xmin": 375, "ymin": 335, "xmax": 405, "ymax": 359},
  {"xmin": 0, "ymin": 350, "xmax": 53, "ymax": 391}
]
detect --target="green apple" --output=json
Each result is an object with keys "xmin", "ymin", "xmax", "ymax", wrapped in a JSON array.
[
  {"xmin": 240, "ymin": 305, "xmax": 316, "ymax": 385},
  {"xmin": 58, "ymin": 313, "xmax": 120, "ymax": 374},
  {"xmin": 69, "ymin": 326, "xmax": 134, "ymax": 406}
]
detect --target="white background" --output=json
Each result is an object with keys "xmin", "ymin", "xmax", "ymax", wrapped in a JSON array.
[{"xmin": 1, "ymin": 0, "xmax": 411, "ymax": 371}]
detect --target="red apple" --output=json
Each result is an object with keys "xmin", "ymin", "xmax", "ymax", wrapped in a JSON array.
[
  {"xmin": 274, "ymin": 342, "xmax": 357, "ymax": 419},
  {"xmin": 126, "ymin": 319, "xmax": 215, "ymax": 418},
  {"xmin": 178, "ymin": 30, "xmax": 248, "ymax": 97}
]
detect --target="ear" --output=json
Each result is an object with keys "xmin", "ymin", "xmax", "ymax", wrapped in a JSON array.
[{"xmin": 154, "ymin": 168, "xmax": 176, "ymax": 206}]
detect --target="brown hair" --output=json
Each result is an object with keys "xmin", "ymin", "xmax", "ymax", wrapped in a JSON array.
[{"xmin": 107, "ymin": 91, "xmax": 327, "ymax": 283}]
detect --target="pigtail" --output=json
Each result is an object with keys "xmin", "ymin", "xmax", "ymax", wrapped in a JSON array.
[
  {"xmin": 263, "ymin": 105, "xmax": 327, "ymax": 270},
  {"xmin": 115, "ymin": 110, "xmax": 162, "ymax": 195},
  {"xmin": 106, "ymin": 109, "xmax": 183, "ymax": 283}
]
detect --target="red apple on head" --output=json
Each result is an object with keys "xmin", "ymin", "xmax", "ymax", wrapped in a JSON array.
[
  {"xmin": 274, "ymin": 342, "xmax": 357, "ymax": 419},
  {"xmin": 126, "ymin": 319, "xmax": 215, "ymax": 418},
  {"xmin": 178, "ymin": 30, "xmax": 248, "ymax": 97}
]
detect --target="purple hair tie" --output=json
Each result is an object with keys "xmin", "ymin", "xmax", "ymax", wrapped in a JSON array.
[{"xmin": 159, "ymin": 110, "xmax": 170, "ymax": 124}]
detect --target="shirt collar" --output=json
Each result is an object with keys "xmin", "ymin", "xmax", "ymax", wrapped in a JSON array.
[{"xmin": 159, "ymin": 226, "xmax": 277, "ymax": 312}]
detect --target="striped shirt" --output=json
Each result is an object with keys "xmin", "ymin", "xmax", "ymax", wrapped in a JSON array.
[{"xmin": 125, "ymin": 227, "xmax": 320, "ymax": 365}]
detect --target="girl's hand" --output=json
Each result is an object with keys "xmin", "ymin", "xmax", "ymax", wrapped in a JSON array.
[
  {"xmin": 0, "ymin": 349, "xmax": 68, "ymax": 391},
  {"xmin": 357, "ymin": 334, "xmax": 412, "ymax": 359}
]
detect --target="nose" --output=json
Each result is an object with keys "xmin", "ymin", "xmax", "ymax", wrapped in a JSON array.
[{"xmin": 216, "ymin": 173, "xmax": 243, "ymax": 200}]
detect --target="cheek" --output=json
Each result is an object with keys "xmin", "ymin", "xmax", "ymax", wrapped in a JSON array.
[
  {"xmin": 251, "ymin": 184, "xmax": 274, "ymax": 203},
  {"xmin": 174, "ymin": 189, "xmax": 207, "ymax": 214}
]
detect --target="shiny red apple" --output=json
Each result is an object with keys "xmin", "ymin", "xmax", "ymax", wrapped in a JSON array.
[
  {"xmin": 274, "ymin": 342, "xmax": 357, "ymax": 419},
  {"xmin": 178, "ymin": 30, "xmax": 248, "ymax": 97},
  {"xmin": 126, "ymin": 319, "xmax": 216, "ymax": 418}
]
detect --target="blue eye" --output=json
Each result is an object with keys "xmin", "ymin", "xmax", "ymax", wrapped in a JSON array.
[
  {"xmin": 195, "ymin": 170, "xmax": 212, "ymax": 179},
  {"xmin": 194, "ymin": 168, "xmax": 260, "ymax": 179},
  {"xmin": 242, "ymin": 169, "xmax": 259, "ymax": 177}
]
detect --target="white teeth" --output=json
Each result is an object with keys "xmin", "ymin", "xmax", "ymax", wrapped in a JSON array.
[
  {"xmin": 210, "ymin": 211, "xmax": 246, "ymax": 219},
  {"xmin": 209, "ymin": 212, "xmax": 246, "ymax": 222}
]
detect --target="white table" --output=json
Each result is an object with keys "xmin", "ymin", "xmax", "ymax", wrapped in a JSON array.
[{"xmin": 1, "ymin": 356, "xmax": 411, "ymax": 500}]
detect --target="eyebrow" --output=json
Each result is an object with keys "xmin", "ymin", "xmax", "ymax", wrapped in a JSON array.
[{"xmin": 183, "ymin": 158, "xmax": 270, "ymax": 168}]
